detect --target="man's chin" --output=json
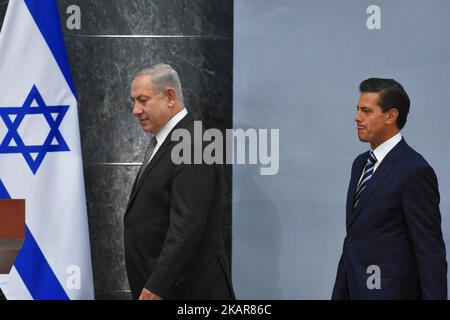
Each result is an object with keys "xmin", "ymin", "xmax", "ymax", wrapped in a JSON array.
[
  {"xmin": 357, "ymin": 135, "xmax": 369, "ymax": 143},
  {"xmin": 141, "ymin": 124, "xmax": 155, "ymax": 134}
]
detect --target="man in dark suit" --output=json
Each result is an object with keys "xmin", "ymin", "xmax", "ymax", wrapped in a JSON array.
[
  {"xmin": 124, "ymin": 64, "xmax": 234, "ymax": 300},
  {"xmin": 332, "ymin": 78, "xmax": 447, "ymax": 300}
]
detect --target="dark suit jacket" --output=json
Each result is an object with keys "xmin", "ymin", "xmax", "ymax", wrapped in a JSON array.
[
  {"xmin": 332, "ymin": 138, "xmax": 447, "ymax": 300},
  {"xmin": 124, "ymin": 114, "xmax": 234, "ymax": 300}
]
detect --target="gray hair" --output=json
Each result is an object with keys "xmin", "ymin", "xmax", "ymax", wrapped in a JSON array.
[{"xmin": 135, "ymin": 63, "xmax": 184, "ymax": 103}]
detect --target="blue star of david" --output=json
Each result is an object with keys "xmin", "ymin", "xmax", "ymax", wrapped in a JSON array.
[{"xmin": 0, "ymin": 85, "xmax": 70, "ymax": 174}]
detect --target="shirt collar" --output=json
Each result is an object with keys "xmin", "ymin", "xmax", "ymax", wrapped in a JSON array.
[
  {"xmin": 372, "ymin": 132, "xmax": 402, "ymax": 164},
  {"xmin": 154, "ymin": 108, "xmax": 188, "ymax": 145}
]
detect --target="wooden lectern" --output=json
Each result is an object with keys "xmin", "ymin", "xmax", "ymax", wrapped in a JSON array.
[{"xmin": 0, "ymin": 199, "xmax": 25, "ymax": 274}]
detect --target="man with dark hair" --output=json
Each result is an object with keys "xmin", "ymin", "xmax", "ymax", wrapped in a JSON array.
[
  {"xmin": 358, "ymin": 78, "xmax": 410, "ymax": 129},
  {"xmin": 332, "ymin": 78, "xmax": 447, "ymax": 299}
]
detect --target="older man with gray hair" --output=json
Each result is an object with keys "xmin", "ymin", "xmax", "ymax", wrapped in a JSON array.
[{"xmin": 124, "ymin": 63, "xmax": 234, "ymax": 300}]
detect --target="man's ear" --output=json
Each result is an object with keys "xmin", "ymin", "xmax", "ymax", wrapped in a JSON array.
[
  {"xmin": 386, "ymin": 108, "xmax": 399, "ymax": 125},
  {"xmin": 166, "ymin": 88, "xmax": 177, "ymax": 107}
]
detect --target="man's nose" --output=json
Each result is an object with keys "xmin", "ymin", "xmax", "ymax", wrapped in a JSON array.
[
  {"xmin": 132, "ymin": 104, "xmax": 141, "ymax": 116},
  {"xmin": 354, "ymin": 111, "xmax": 361, "ymax": 122}
]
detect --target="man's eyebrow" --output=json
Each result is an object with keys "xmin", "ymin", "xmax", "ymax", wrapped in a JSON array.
[{"xmin": 130, "ymin": 95, "xmax": 150, "ymax": 100}]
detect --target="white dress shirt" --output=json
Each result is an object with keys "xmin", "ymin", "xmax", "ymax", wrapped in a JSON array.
[
  {"xmin": 146, "ymin": 108, "xmax": 188, "ymax": 165},
  {"xmin": 371, "ymin": 132, "xmax": 402, "ymax": 173},
  {"xmin": 357, "ymin": 132, "xmax": 402, "ymax": 185}
]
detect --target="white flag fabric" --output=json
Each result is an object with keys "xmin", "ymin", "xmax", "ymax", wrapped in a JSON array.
[{"xmin": 0, "ymin": 0, "xmax": 94, "ymax": 299}]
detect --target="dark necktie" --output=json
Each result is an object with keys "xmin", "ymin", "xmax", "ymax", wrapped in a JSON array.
[
  {"xmin": 354, "ymin": 150, "xmax": 377, "ymax": 208},
  {"xmin": 137, "ymin": 136, "xmax": 157, "ymax": 182}
]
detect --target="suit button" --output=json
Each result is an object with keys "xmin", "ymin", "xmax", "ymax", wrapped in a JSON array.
[{"xmin": 346, "ymin": 236, "xmax": 353, "ymax": 242}]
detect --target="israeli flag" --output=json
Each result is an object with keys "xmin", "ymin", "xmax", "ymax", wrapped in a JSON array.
[{"xmin": 0, "ymin": 0, "xmax": 94, "ymax": 299}]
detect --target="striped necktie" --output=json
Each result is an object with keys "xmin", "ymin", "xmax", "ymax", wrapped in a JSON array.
[
  {"xmin": 354, "ymin": 150, "xmax": 377, "ymax": 208},
  {"xmin": 137, "ymin": 136, "xmax": 157, "ymax": 182}
]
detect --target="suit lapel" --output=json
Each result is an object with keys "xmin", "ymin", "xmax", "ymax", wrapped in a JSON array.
[
  {"xmin": 346, "ymin": 154, "xmax": 367, "ymax": 226},
  {"xmin": 127, "ymin": 142, "xmax": 170, "ymax": 207},
  {"xmin": 347, "ymin": 138, "xmax": 407, "ymax": 229},
  {"xmin": 125, "ymin": 113, "xmax": 194, "ymax": 214}
]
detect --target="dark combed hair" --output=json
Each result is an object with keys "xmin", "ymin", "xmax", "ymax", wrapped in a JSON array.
[{"xmin": 359, "ymin": 78, "xmax": 410, "ymax": 129}]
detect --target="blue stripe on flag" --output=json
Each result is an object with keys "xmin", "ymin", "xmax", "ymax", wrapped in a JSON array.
[
  {"xmin": 0, "ymin": 180, "xmax": 69, "ymax": 300},
  {"xmin": 0, "ymin": 179, "xmax": 10, "ymax": 198},
  {"xmin": 15, "ymin": 227, "xmax": 69, "ymax": 300},
  {"xmin": 23, "ymin": 0, "xmax": 77, "ymax": 98}
]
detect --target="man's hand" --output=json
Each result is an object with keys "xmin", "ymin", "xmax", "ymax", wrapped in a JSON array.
[{"xmin": 139, "ymin": 288, "xmax": 162, "ymax": 300}]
